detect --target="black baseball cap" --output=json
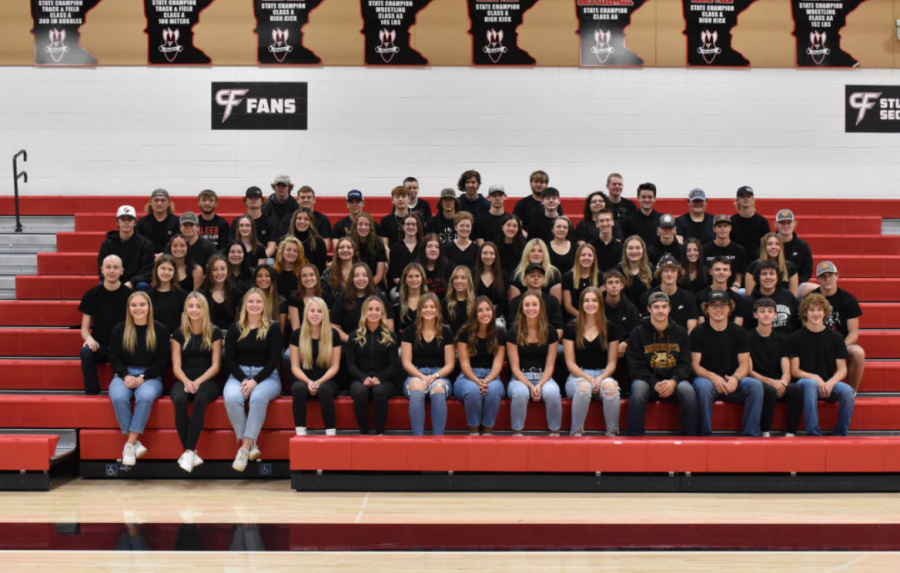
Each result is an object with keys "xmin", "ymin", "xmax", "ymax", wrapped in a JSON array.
[
  {"xmin": 707, "ymin": 290, "xmax": 730, "ymax": 304},
  {"xmin": 525, "ymin": 263, "xmax": 546, "ymax": 275},
  {"xmin": 245, "ymin": 186, "xmax": 263, "ymax": 198},
  {"xmin": 736, "ymin": 186, "xmax": 754, "ymax": 197}
]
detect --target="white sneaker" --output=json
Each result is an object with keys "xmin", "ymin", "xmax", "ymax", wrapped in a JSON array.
[
  {"xmin": 232, "ymin": 448, "xmax": 250, "ymax": 472},
  {"xmin": 785, "ymin": 432, "xmax": 796, "ymax": 437},
  {"xmin": 192, "ymin": 452, "xmax": 204, "ymax": 468},
  {"xmin": 177, "ymin": 451, "xmax": 194, "ymax": 473},
  {"xmin": 762, "ymin": 432, "xmax": 771, "ymax": 438},
  {"xmin": 325, "ymin": 428, "xmax": 337, "ymax": 436},
  {"xmin": 122, "ymin": 443, "xmax": 136, "ymax": 467},
  {"xmin": 134, "ymin": 441, "xmax": 148, "ymax": 459},
  {"xmin": 248, "ymin": 446, "xmax": 262, "ymax": 461},
  {"xmin": 295, "ymin": 427, "xmax": 307, "ymax": 436}
]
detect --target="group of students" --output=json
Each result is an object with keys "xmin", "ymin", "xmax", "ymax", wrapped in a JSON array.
[{"xmin": 78, "ymin": 171, "xmax": 864, "ymax": 473}]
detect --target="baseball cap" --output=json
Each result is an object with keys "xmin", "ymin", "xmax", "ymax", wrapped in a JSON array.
[
  {"xmin": 347, "ymin": 189, "xmax": 364, "ymax": 201},
  {"xmin": 648, "ymin": 292, "xmax": 670, "ymax": 306},
  {"xmin": 245, "ymin": 186, "xmax": 263, "ymax": 199},
  {"xmin": 525, "ymin": 263, "xmax": 546, "ymax": 275},
  {"xmin": 776, "ymin": 209, "xmax": 794, "ymax": 223},
  {"xmin": 272, "ymin": 175, "xmax": 292, "ymax": 186},
  {"xmin": 180, "ymin": 212, "xmax": 199, "ymax": 225},
  {"xmin": 658, "ymin": 214, "xmax": 676, "ymax": 229},
  {"xmin": 116, "ymin": 205, "xmax": 136, "ymax": 219},
  {"xmin": 816, "ymin": 261, "xmax": 838, "ymax": 276},
  {"xmin": 688, "ymin": 188, "xmax": 707, "ymax": 202},
  {"xmin": 488, "ymin": 184, "xmax": 506, "ymax": 196},
  {"xmin": 707, "ymin": 290, "xmax": 730, "ymax": 304},
  {"xmin": 656, "ymin": 254, "xmax": 678, "ymax": 269},
  {"xmin": 151, "ymin": 188, "xmax": 169, "ymax": 200},
  {"xmin": 736, "ymin": 185, "xmax": 754, "ymax": 197},
  {"xmin": 714, "ymin": 214, "xmax": 732, "ymax": 225},
  {"xmin": 440, "ymin": 188, "xmax": 457, "ymax": 200}
]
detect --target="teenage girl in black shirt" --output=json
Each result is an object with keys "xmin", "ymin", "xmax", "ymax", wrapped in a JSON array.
[
  {"xmin": 149, "ymin": 254, "xmax": 187, "ymax": 335},
  {"xmin": 289, "ymin": 297, "xmax": 341, "ymax": 436},
  {"xmin": 442, "ymin": 266, "xmax": 475, "ymax": 335}
]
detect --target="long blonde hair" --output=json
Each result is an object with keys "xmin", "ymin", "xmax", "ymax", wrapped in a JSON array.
[
  {"xmin": 355, "ymin": 295, "xmax": 394, "ymax": 347},
  {"xmin": 414, "ymin": 293, "xmax": 445, "ymax": 346},
  {"xmin": 297, "ymin": 297, "xmax": 334, "ymax": 370},
  {"xmin": 444, "ymin": 266, "xmax": 475, "ymax": 324},
  {"xmin": 180, "ymin": 291, "xmax": 214, "ymax": 351},
  {"xmin": 575, "ymin": 287, "xmax": 608, "ymax": 350},
  {"xmin": 758, "ymin": 232, "xmax": 790, "ymax": 283},
  {"xmin": 123, "ymin": 291, "xmax": 157, "ymax": 355},
  {"xmin": 571, "ymin": 243, "xmax": 599, "ymax": 288},
  {"xmin": 515, "ymin": 293, "xmax": 549, "ymax": 347},
  {"xmin": 274, "ymin": 236, "xmax": 308, "ymax": 279},
  {"xmin": 237, "ymin": 287, "xmax": 273, "ymax": 341},
  {"xmin": 620, "ymin": 235, "xmax": 653, "ymax": 289},
  {"xmin": 399, "ymin": 262, "xmax": 428, "ymax": 317},
  {"xmin": 512, "ymin": 238, "xmax": 559, "ymax": 288}
]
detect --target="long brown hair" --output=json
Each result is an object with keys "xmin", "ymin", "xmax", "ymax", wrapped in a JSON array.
[
  {"xmin": 620, "ymin": 235, "xmax": 652, "ymax": 289},
  {"xmin": 399, "ymin": 262, "xmax": 428, "ymax": 317},
  {"xmin": 475, "ymin": 242, "xmax": 504, "ymax": 299},
  {"xmin": 297, "ymin": 263, "xmax": 323, "ymax": 299},
  {"xmin": 515, "ymin": 293, "xmax": 548, "ymax": 347},
  {"xmin": 351, "ymin": 212, "xmax": 378, "ymax": 251},
  {"xmin": 202, "ymin": 254, "xmax": 234, "ymax": 310},
  {"xmin": 343, "ymin": 262, "xmax": 377, "ymax": 311},
  {"xmin": 286, "ymin": 207, "xmax": 321, "ymax": 252},
  {"xmin": 444, "ymin": 266, "xmax": 475, "ymax": 324},
  {"xmin": 326, "ymin": 237, "xmax": 359, "ymax": 291},
  {"xmin": 462, "ymin": 296, "xmax": 500, "ymax": 357},
  {"xmin": 150, "ymin": 254, "xmax": 180, "ymax": 291},
  {"xmin": 232, "ymin": 214, "xmax": 260, "ymax": 253},
  {"xmin": 575, "ymin": 287, "xmax": 608, "ymax": 350},
  {"xmin": 758, "ymin": 232, "xmax": 790, "ymax": 283},
  {"xmin": 413, "ymin": 293, "xmax": 445, "ymax": 346}
]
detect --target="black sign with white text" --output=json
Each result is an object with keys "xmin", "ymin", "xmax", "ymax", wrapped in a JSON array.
[
  {"xmin": 682, "ymin": 0, "xmax": 756, "ymax": 66},
  {"xmin": 846, "ymin": 85, "xmax": 900, "ymax": 133},
  {"xmin": 467, "ymin": 0, "xmax": 541, "ymax": 65},
  {"xmin": 792, "ymin": 0, "xmax": 866, "ymax": 67},
  {"xmin": 576, "ymin": 0, "xmax": 648, "ymax": 67},
  {"xmin": 144, "ymin": 0, "xmax": 215, "ymax": 65},
  {"xmin": 211, "ymin": 82, "xmax": 308, "ymax": 130},
  {"xmin": 361, "ymin": 0, "xmax": 433, "ymax": 65},
  {"xmin": 254, "ymin": 0, "xmax": 323, "ymax": 64},
  {"xmin": 31, "ymin": 0, "xmax": 102, "ymax": 65}
]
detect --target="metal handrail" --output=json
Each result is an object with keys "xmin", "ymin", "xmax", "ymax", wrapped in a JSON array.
[{"xmin": 13, "ymin": 149, "xmax": 27, "ymax": 233}]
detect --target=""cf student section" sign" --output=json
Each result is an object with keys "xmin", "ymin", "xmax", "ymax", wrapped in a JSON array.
[
  {"xmin": 211, "ymin": 82, "xmax": 308, "ymax": 130},
  {"xmin": 846, "ymin": 85, "xmax": 900, "ymax": 133}
]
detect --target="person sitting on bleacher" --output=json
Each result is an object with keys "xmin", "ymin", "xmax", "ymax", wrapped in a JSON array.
[
  {"xmin": 789, "ymin": 293, "xmax": 855, "ymax": 436},
  {"xmin": 147, "ymin": 254, "xmax": 187, "ymax": 336},
  {"xmin": 602, "ymin": 269, "xmax": 641, "ymax": 361},
  {"xmin": 730, "ymin": 186, "xmax": 770, "ymax": 258},
  {"xmin": 295, "ymin": 185, "xmax": 333, "ymax": 251},
  {"xmin": 80, "ymin": 254, "xmax": 133, "ymax": 395},
  {"xmin": 639, "ymin": 255, "xmax": 699, "ymax": 333},
  {"xmin": 696, "ymin": 257, "xmax": 742, "ymax": 322},
  {"xmin": 736, "ymin": 260, "xmax": 799, "ymax": 333},
  {"xmin": 178, "ymin": 212, "xmax": 217, "ymax": 272},
  {"xmin": 262, "ymin": 175, "xmax": 299, "ymax": 241},
  {"xmin": 136, "ymin": 189, "xmax": 180, "ymax": 254},
  {"xmin": 648, "ymin": 214, "xmax": 684, "ymax": 266},
  {"xmin": 675, "ymin": 188, "xmax": 715, "ymax": 244},
  {"xmin": 196, "ymin": 189, "xmax": 230, "ymax": 251},
  {"xmin": 454, "ymin": 296, "xmax": 507, "ymax": 435},
  {"xmin": 108, "ymin": 291, "xmax": 170, "ymax": 467},
  {"xmin": 289, "ymin": 296, "xmax": 341, "ymax": 437},
  {"xmin": 97, "ymin": 205, "xmax": 154, "ymax": 291},
  {"xmin": 702, "ymin": 215, "xmax": 748, "ymax": 293},
  {"xmin": 774, "ymin": 209, "xmax": 814, "ymax": 286}
]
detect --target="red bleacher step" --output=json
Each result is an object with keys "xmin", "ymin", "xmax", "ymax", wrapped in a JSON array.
[
  {"xmin": 37, "ymin": 253, "xmax": 99, "ymax": 276},
  {"xmin": 0, "ymin": 435, "xmax": 60, "ymax": 471},
  {"xmin": 15, "ymin": 276, "xmax": 97, "ymax": 300},
  {"xmin": 79, "ymin": 429, "xmax": 291, "ymax": 460},
  {"xmin": 0, "ymin": 301, "xmax": 81, "ymax": 326}
]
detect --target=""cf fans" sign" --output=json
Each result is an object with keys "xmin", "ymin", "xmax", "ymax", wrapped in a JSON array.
[{"xmin": 211, "ymin": 82, "xmax": 307, "ymax": 130}]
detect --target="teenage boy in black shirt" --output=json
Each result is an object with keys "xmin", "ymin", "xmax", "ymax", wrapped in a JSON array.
[
  {"xmin": 749, "ymin": 297, "xmax": 803, "ymax": 437},
  {"xmin": 591, "ymin": 209, "xmax": 623, "ymax": 272},
  {"xmin": 296, "ymin": 185, "xmax": 333, "ymax": 250},
  {"xmin": 622, "ymin": 182, "xmax": 661, "ymax": 245},
  {"xmin": 526, "ymin": 187, "xmax": 562, "ymax": 244},
  {"xmin": 626, "ymin": 291, "xmax": 697, "ymax": 436},
  {"xmin": 196, "ymin": 189, "xmax": 230, "ymax": 250},
  {"xmin": 97, "ymin": 205, "xmax": 154, "ymax": 290},
  {"xmin": 639, "ymin": 255, "xmax": 699, "ymax": 333},
  {"xmin": 696, "ymin": 257, "xmax": 741, "ymax": 323},
  {"xmin": 605, "ymin": 172, "xmax": 636, "ymax": 222},
  {"xmin": 80, "ymin": 255, "xmax": 133, "ymax": 395},
  {"xmin": 333, "ymin": 189, "xmax": 376, "ymax": 239},
  {"xmin": 675, "ymin": 188, "xmax": 715, "ymax": 244},
  {"xmin": 789, "ymin": 293, "xmax": 855, "ymax": 436},
  {"xmin": 730, "ymin": 186, "xmax": 770, "ymax": 258},
  {"xmin": 404, "ymin": 177, "xmax": 432, "ymax": 223},
  {"xmin": 691, "ymin": 290, "xmax": 763, "ymax": 436},
  {"xmin": 474, "ymin": 184, "xmax": 508, "ymax": 246},
  {"xmin": 775, "ymin": 209, "xmax": 814, "ymax": 285},
  {"xmin": 457, "ymin": 169, "xmax": 490, "ymax": 218},
  {"xmin": 136, "ymin": 188, "xmax": 180, "ymax": 253},
  {"xmin": 507, "ymin": 264, "xmax": 564, "ymax": 340},
  {"xmin": 381, "ymin": 185, "xmax": 412, "ymax": 249},
  {"xmin": 425, "ymin": 188, "xmax": 460, "ymax": 245},
  {"xmin": 603, "ymin": 269, "xmax": 640, "ymax": 360},
  {"xmin": 702, "ymin": 215, "xmax": 748, "ymax": 290},
  {"xmin": 238, "ymin": 186, "xmax": 278, "ymax": 258},
  {"xmin": 809, "ymin": 261, "xmax": 865, "ymax": 393},
  {"xmin": 513, "ymin": 170, "xmax": 561, "ymax": 238},
  {"xmin": 263, "ymin": 174, "xmax": 299, "ymax": 237},
  {"xmin": 736, "ymin": 259, "xmax": 799, "ymax": 333},
  {"xmin": 179, "ymin": 211, "xmax": 217, "ymax": 270},
  {"xmin": 648, "ymin": 214, "xmax": 684, "ymax": 265}
]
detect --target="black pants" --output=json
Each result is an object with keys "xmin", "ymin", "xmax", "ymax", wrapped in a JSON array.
[
  {"xmin": 170, "ymin": 382, "xmax": 220, "ymax": 451},
  {"xmin": 761, "ymin": 382, "xmax": 804, "ymax": 434},
  {"xmin": 80, "ymin": 344, "xmax": 109, "ymax": 395},
  {"xmin": 291, "ymin": 379, "xmax": 338, "ymax": 428},
  {"xmin": 348, "ymin": 380, "xmax": 396, "ymax": 434}
]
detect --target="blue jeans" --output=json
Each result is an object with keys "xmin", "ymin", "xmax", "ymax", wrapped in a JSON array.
[
  {"xmin": 693, "ymin": 376, "xmax": 764, "ymax": 437},
  {"xmin": 108, "ymin": 366, "xmax": 163, "ymax": 435},
  {"xmin": 627, "ymin": 379, "xmax": 697, "ymax": 436},
  {"xmin": 403, "ymin": 367, "xmax": 452, "ymax": 436},
  {"xmin": 508, "ymin": 372, "xmax": 561, "ymax": 432},
  {"xmin": 797, "ymin": 378, "xmax": 855, "ymax": 436},
  {"xmin": 223, "ymin": 365, "xmax": 282, "ymax": 441},
  {"xmin": 566, "ymin": 371, "xmax": 620, "ymax": 435},
  {"xmin": 453, "ymin": 368, "xmax": 504, "ymax": 429}
]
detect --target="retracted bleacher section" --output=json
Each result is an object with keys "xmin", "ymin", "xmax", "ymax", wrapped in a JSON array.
[{"xmin": 2, "ymin": 195, "xmax": 900, "ymax": 491}]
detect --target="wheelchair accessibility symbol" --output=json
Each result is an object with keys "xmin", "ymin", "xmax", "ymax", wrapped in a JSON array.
[
  {"xmin": 105, "ymin": 464, "xmax": 119, "ymax": 477},
  {"xmin": 259, "ymin": 463, "xmax": 272, "ymax": 477}
]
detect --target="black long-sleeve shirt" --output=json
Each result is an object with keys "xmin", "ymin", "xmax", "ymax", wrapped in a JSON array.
[
  {"xmin": 345, "ymin": 328, "xmax": 401, "ymax": 385},
  {"xmin": 224, "ymin": 321, "xmax": 283, "ymax": 382},
  {"xmin": 136, "ymin": 214, "xmax": 180, "ymax": 253},
  {"xmin": 626, "ymin": 319, "xmax": 693, "ymax": 385},
  {"xmin": 108, "ymin": 321, "xmax": 171, "ymax": 380}
]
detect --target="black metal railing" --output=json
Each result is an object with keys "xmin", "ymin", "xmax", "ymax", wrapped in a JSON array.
[{"xmin": 13, "ymin": 149, "xmax": 27, "ymax": 233}]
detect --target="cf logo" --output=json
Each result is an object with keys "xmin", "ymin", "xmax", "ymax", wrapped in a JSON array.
[
  {"xmin": 215, "ymin": 89, "xmax": 249, "ymax": 123},
  {"xmin": 849, "ymin": 92, "xmax": 881, "ymax": 126}
]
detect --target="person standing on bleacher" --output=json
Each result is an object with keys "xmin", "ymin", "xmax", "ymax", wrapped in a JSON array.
[
  {"xmin": 136, "ymin": 189, "xmax": 180, "ymax": 254},
  {"xmin": 196, "ymin": 189, "xmax": 230, "ymax": 251},
  {"xmin": 262, "ymin": 175, "xmax": 299, "ymax": 240}
]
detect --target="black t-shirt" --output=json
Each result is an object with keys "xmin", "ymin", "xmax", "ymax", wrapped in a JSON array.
[
  {"xmin": 149, "ymin": 288, "xmax": 188, "ymax": 335},
  {"xmin": 197, "ymin": 214, "xmax": 231, "ymax": 250},
  {"xmin": 696, "ymin": 286, "xmax": 741, "ymax": 324},
  {"xmin": 617, "ymin": 265, "xmax": 650, "ymax": 311},
  {"xmin": 782, "ymin": 235, "xmax": 814, "ymax": 284},
  {"xmin": 730, "ymin": 212, "xmax": 770, "ymax": 258},
  {"xmin": 380, "ymin": 213, "xmax": 407, "ymax": 247},
  {"xmin": 746, "ymin": 259, "xmax": 798, "ymax": 291},
  {"xmin": 79, "ymin": 283, "xmax": 133, "ymax": 345},
  {"xmin": 172, "ymin": 328, "xmax": 224, "ymax": 380},
  {"xmin": 289, "ymin": 327, "xmax": 339, "ymax": 381},
  {"xmin": 357, "ymin": 241, "xmax": 388, "ymax": 276},
  {"xmin": 675, "ymin": 213, "xmax": 715, "ymax": 244},
  {"xmin": 275, "ymin": 270, "xmax": 299, "ymax": 300},
  {"xmin": 331, "ymin": 293, "xmax": 393, "ymax": 335},
  {"xmin": 591, "ymin": 236, "xmax": 623, "ymax": 272},
  {"xmin": 561, "ymin": 270, "xmax": 595, "ymax": 318},
  {"xmin": 608, "ymin": 197, "xmax": 638, "ymax": 222},
  {"xmin": 748, "ymin": 330, "xmax": 787, "ymax": 380},
  {"xmin": 738, "ymin": 287, "xmax": 798, "ymax": 333},
  {"xmin": 387, "ymin": 241, "xmax": 420, "ymax": 285},
  {"xmin": 514, "ymin": 328, "xmax": 560, "ymax": 371},
  {"xmin": 507, "ymin": 291, "xmax": 564, "ymax": 333},
  {"xmin": 563, "ymin": 322, "xmax": 621, "ymax": 370},
  {"xmin": 424, "ymin": 212, "xmax": 457, "ymax": 245},
  {"xmin": 458, "ymin": 328, "xmax": 507, "ymax": 369},
  {"xmin": 690, "ymin": 321, "xmax": 750, "ymax": 378},
  {"xmin": 136, "ymin": 214, "xmax": 180, "ymax": 253},
  {"xmin": 200, "ymin": 287, "xmax": 242, "ymax": 330},
  {"xmin": 498, "ymin": 241, "xmax": 524, "ymax": 276},
  {"xmin": 188, "ymin": 237, "xmax": 217, "ymax": 271},
  {"xmin": 249, "ymin": 213, "xmax": 277, "ymax": 247},
  {"xmin": 648, "ymin": 239, "xmax": 684, "ymax": 266},
  {"xmin": 702, "ymin": 241, "xmax": 749, "ymax": 277},
  {"xmin": 402, "ymin": 325, "xmax": 454, "ymax": 369},
  {"xmin": 441, "ymin": 297, "xmax": 471, "ymax": 335},
  {"xmin": 474, "ymin": 211, "xmax": 506, "ymax": 243},
  {"xmin": 623, "ymin": 210, "xmax": 661, "ymax": 246},
  {"xmin": 789, "ymin": 327, "xmax": 848, "ymax": 381},
  {"xmin": 604, "ymin": 295, "xmax": 641, "ymax": 338},
  {"xmin": 513, "ymin": 195, "xmax": 561, "ymax": 240},
  {"xmin": 526, "ymin": 213, "xmax": 556, "ymax": 245},
  {"xmin": 445, "ymin": 241, "xmax": 479, "ymax": 270},
  {"xmin": 312, "ymin": 211, "xmax": 333, "ymax": 240},
  {"xmin": 549, "ymin": 242, "xmax": 576, "ymax": 276},
  {"xmin": 640, "ymin": 287, "xmax": 699, "ymax": 329},
  {"xmin": 475, "ymin": 271, "xmax": 509, "ymax": 310},
  {"xmin": 423, "ymin": 266, "xmax": 448, "ymax": 298},
  {"xmin": 824, "ymin": 288, "xmax": 862, "ymax": 339},
  {"xmin": 408, "ymin": 199, "xmax": 432, "ymax": 223}
]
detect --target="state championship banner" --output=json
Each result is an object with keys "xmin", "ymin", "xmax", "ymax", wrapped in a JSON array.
[
  {"xmin": 144, "ymin": 0, "xmax": 215, "ymax": 65},
  {"xmin": 576, "ymin": 0, "xmax": 648, "ymax": 67},
  {"xmin": 682, "ymin": 0, "xmax": 756, "ymax": 66},
  {"xmin": 31, "ymin": 0, "xmax": 102, "ymax": 65},
  {"xmin": 254, "ymin": 0, "xmax": 324, "ymax": 65},
  {"xmin": 467, "ymin": 0, "xmax": 541, "ymax": 65},
  {"xmin": 361, "ymin": 0, "xmax": 433, "ymax": 65},
  {"xmin": 792, "ymin": 0, "xmax": 866, "ymax": 67}
]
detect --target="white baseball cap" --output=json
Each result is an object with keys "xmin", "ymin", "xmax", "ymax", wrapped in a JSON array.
[{"xmin": 117, "ymin": 205, "xmax": 136, "ymax": 219}]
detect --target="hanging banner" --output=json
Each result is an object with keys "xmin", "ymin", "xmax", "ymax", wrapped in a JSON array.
[
  {"xmin": 253, "ymin": 0, "xmax": 324, "ymax": 65},
  {"xmin": 575, "ymin": 0, "xmax": 648, "ymax": 67},
  {"xmin": 211, "ymin": 81, "xmax": 308, "ymax": 130},
  {"xmin": 467, "ymin": 0, "xmax": 541, "ymax": 65},
  {"xmin": 143, "ymin": 0, "xmax": 215, "ymax": 65},
  {"xmin": 360, "ymin": 0, "xmax": 433, "ymax": 65},
  {"xmin": 682, "ymin": 0, "xmax": 756, "ymax": 67},
  {"xmin": 791, "ymin": 0, "xmax": 865, "ymax": 67},
  {"xmin": 31, "ymin": 0, "xmax": 103, "ymax": 65},
  {"xmin": 846, "ymin": 86, "xmax": 900, "ymax": 133}
]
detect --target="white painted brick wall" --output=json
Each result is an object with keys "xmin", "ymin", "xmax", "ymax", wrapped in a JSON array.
[{"xmin": 0, "ymin": 66, "xmax": 899, "ymax": 199}]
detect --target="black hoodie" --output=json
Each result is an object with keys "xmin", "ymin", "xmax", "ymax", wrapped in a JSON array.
[
  {"xmin": 262, "ymin": 193, "xmax": 299, "ymax": 236},
  {"xmin": 626, "ymin": 318, "xmax": 693, "ymax": 385},
  {"xmin": 97, "ymin": 230, "xmax": 155, "ymax": 285}
]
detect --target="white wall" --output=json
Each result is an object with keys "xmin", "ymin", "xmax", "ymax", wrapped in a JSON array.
[{"xmin": 1, "ymin": 66, "xmax": 899, "ymax": 199}]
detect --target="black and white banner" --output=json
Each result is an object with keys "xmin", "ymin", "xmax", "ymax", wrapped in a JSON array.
[
  {"xmin": 467, "ymin": 0, "xmax": 541, "ymax": 65},
  {"xmin": 682, "ymin": 0, "xmax": 756, "ymax": 66},
  {"xmin": 846, "ymin": 85, "xmax": 900, "ymax": 133},
  {"xmin": 792, "ymin": 0, "xmax": 865, "ymax": 67},
  {"xmin": 144, "ymin": 0, "xmax": 215, "ymax": 65},
  {"xmin": 211, "ymin": 82, "xmax": 308, "ymax": 130},
  {"xmin": 31, "ymin": 0, "xmax": 102, "ymax": 65},
  {"xmin": 253, "ymin": 0, "xmax": 323, "ymax": 64},
  {"xmin": 361, "ymin": 0, "xmax": 432, "ymax": 65},
  {"xmin": 576, "ymin": 0, "xmax": 648, "ymax": 67}
]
